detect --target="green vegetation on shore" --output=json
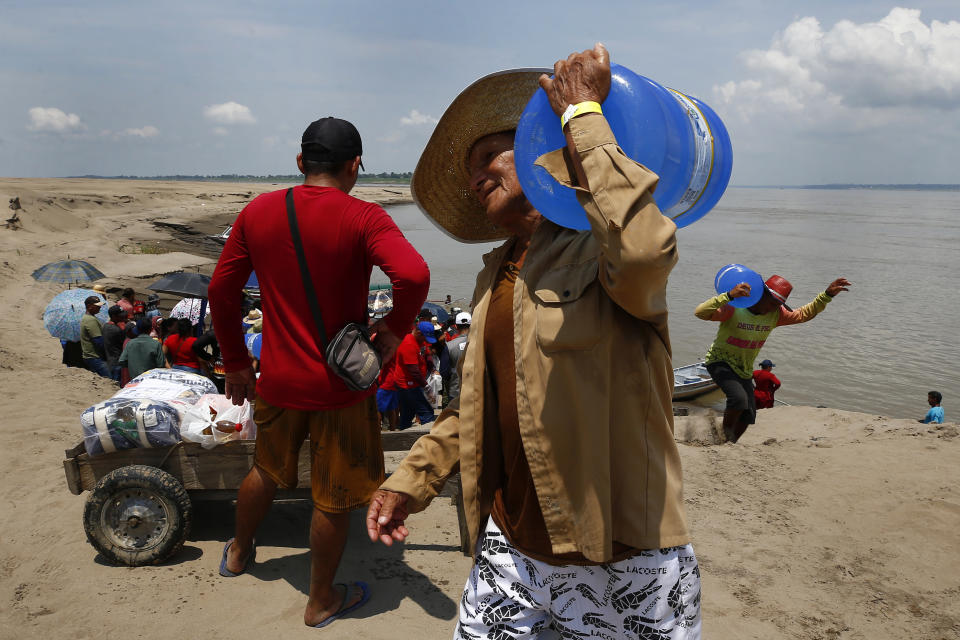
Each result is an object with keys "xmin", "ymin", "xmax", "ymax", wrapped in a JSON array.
[{"xmin": 69, "ymin": 172, "xmax": 412, "ymax": 184}]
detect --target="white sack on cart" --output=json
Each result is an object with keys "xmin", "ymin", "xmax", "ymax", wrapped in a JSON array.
[
  {"xmin": 81, "ymin": 369, "xmax": 218, "ymax": 457},
  {"xmin": 81, "ymin": 398, "xmax": 182, "ymax": 457}
]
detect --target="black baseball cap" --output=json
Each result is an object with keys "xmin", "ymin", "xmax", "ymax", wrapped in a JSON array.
[{"xmin": 301, "ymin": 117, "xmax": 364, "ymax": 170}]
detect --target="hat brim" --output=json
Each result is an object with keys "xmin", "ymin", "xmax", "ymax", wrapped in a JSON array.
[
  {"xmin": 764, "ymin": 285, "xmax": 792, "ymax": 312},
  {"xmin": 412, "ymin": 68, "xmax": 550, "ymax": 243}
]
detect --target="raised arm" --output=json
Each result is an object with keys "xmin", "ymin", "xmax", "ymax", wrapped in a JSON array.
[
  {"xmin": 776, "ymin": 278, "xmax": 850, "ymax": 326},
  {"xmin": 536, "ymin": 44, "xmax": 677, "ymax": 322}
]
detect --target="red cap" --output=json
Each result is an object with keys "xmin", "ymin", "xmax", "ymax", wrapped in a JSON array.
[{"xmin": 764, "ymin": 275, "xmax": 793, "ymax": 311}]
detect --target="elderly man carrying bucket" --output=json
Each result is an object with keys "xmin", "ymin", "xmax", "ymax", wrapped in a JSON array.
[
  {"xmin": 696, "ymin": 274, "xmax": 851, "ymax": 443},
  {"xmin": 367, "ymin": 44, "xmax": 701, "ymax": 639}
]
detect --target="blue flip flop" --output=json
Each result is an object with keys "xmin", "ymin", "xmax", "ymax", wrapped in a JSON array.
[
  {"xmin": 218, "ymin": 538, "xmax": 256, "ymax": 577},
  {"xmin": 312, "ymin": 581, "xmax": 371, "ymax": 629}
]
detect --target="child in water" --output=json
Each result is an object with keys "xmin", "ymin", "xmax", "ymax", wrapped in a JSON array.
[{"xmin": 919, "ymin": 390, "xmax": 944, "ymax": 424}]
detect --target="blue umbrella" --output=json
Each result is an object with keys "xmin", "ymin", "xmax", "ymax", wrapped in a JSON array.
[
  {"xmin": 44, "ymin": 289, "xmax": 109, "ymax": 342},
  {"xmin": 420, "ymin": 302, "xmax": 450, "ymax": 323},
  {"xmin": 32, "ymin": 259, "xmax": 106, "ymax": 285}
]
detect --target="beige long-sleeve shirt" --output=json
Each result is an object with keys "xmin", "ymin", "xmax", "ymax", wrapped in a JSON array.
[{"xmin": 381, "ymin": 115, "xmax": 689, "ymax": 561}]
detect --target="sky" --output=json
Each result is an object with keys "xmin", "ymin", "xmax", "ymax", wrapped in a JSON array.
[{"xmin": 1, "ymin": 1, "xmax": 959, "ymax": 185}]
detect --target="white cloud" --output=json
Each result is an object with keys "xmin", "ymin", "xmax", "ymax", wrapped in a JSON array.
[
  {"xmin": 715, "ymin": 8, "xmax": 960, "ymax": 127},
  {"xmin": 27, "ymin": 106, "xmax": 85, "ymax": 133},
  {"xmin": 204, "ymin": 101, "xmax": 256, "ymax": 125},
  {"xmin": 400, "ymin": 109, "xmax": 438, "ymax": 126},
  {"xmin": 121, "ymin": 125, "xmax": 159, "ymax": 138},
  {"xmin": 212, "ymin": 127, "xmax": 229, "ymax": 136}
]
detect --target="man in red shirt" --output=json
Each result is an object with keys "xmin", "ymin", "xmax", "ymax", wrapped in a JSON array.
[
  {"xmin": 207, "ymin": 117, "xmax": 429, "ymax": 628},
  {"xmin": 393, "ymin": 320, "xmax": 437, "ymax": 429},
  {"xmin": 752, "ymin": 359, "xmax": 781, "ymax": 409},
  {"xmin": 376, "ymin": 356, "xmax": 400, "ymax": 431}
]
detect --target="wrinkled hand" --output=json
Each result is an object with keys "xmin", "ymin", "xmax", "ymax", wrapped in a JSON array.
[
  {"xmin": 224, "ymin": 366, "xmax": 256, "ymax": 406},
  {"xmin": 728, "ymin": 282, "xmax": 752, "ymax": 299},
  {"xmin": 369, "ymin": 319, "xmax": 401, "ymax": 363},
  {"xmin": 825, "ymin": 278, "xmax": 852, "ymax": 297},
  {"xmin": 366, "ymin": 489, "xmax": 410, "ymax": 546},
  {"xmin": 538, "ymin": 43, "xmax": 611, "ymax": 117}
]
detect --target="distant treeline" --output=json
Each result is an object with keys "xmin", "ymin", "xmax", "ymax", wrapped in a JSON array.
[
  {"xmin": 799, "ymin": 184, "xmax": 960, "ymax": 191},
  {"xmin": 70, "ymin": 172, "xmax": 413, "ymax": 184},
  {"xmin": 737, "ymin": 184, "xmax": 960, "ymax": 191}
]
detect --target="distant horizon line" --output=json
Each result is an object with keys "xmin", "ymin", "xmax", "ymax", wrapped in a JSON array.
[{"xmin": 21, "ymin": 175, "xmax": 960, "ymax": 192}]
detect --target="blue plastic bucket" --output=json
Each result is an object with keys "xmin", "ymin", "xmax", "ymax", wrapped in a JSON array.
[
  {"xmin": 514, "ymin": 63, "xmax": 733, "ymax": 230},
  {"xmin": 714, "ymin": 264, "xmax": 764, "ymax": 308}
]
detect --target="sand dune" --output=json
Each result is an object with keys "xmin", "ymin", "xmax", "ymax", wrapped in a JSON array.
[{"xmin": 0, "ymin": 178, "xmax": 956, "ymax": 639}]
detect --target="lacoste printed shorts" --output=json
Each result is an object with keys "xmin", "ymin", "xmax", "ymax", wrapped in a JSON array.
[{"xmin": 454, "ymin": 518, "xmax": 701, "ymax": 640}]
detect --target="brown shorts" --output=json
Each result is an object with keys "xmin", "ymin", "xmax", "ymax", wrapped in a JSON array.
[{"xmin": 252, "ymin": 394, "xmax": 385, "ymax": 513}]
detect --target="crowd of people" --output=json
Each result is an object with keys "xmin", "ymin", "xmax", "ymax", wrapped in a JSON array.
[
  {"xmin": 68, "ymin": 285, "xmax": 263, "ymax": 393},
  {"xmin": 375, "ymin": 308, "xmax": 472, "ymax": 431}
]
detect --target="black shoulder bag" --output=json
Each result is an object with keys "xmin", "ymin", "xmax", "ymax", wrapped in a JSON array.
[{"xmin": 285, "ymin": 188, "xmax": 381, "ymax": 391}]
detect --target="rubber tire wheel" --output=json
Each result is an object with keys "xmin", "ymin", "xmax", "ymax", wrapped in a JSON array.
[{"xmin": 83, "ymin": 464, "xmax": 192, "ymax": 566}]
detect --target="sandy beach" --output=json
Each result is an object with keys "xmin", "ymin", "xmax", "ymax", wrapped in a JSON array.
[{"xmin": 1, "ymin": 178, "xmax": 958, "ymax": 640}]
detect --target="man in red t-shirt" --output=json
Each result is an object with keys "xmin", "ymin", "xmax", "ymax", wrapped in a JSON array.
[
  {"xmin": 753, "ymin": 359, "xmax": 781, "ymax": 409},
  {"xmin": 394, "ymin": 321, "xmax": 437, "ymax": 429},
  {"xmin": 208, "ymin": 117, "xmax": 429, "ymax": 628}
]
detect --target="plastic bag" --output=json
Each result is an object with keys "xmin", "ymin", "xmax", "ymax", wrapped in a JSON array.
[
  {"xmin": 81, "ymin": 369, "xmax": 217, "ymax": 457},
  {"xmin": 123, "ymin": 369, "xmax": 217, "ymax": 402},
  {"xmin": 180, "ymin": 395, "xmax": 254, "ymax": 449},
  {"xmin": 425, "ymin": 371, "xmax": 443, "ymax": 409},
  {"xmin": 81, "ymin": 398, "xmax": 182, "ymax": 457}
]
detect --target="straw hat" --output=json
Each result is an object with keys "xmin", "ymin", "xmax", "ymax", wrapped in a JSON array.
[
  {"xmin": 412, "ymin": 68, "xmax": 549, "ymax": 243},
  {"xmin": 92, "ymin": 284, "xmax": 107, "ymax": 294}
]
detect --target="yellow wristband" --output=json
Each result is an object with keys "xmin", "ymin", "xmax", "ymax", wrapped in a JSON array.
[{"xmin": 560, "ymin": 101, "xmax": 603, "ymax": 129}]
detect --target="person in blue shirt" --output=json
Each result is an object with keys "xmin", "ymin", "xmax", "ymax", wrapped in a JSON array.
[{"xmin": 919, "ymin": 390, "xmax": 944, "ymax": 424}]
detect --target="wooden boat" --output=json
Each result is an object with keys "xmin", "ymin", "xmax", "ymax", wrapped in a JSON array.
[{"xmin": 673, "ymin": 361, "xmax": 718, "ymax": 400}]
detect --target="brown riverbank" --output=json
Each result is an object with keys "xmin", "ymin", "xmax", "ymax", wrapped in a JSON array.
[{"xmin": 0, "ymin": 178, "xmax": 957, "ymax": 639}]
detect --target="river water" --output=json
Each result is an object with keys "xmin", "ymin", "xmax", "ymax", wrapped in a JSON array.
[{"xmin": 376, "ymin": 188, "xmax": 960, "ymax": 419}]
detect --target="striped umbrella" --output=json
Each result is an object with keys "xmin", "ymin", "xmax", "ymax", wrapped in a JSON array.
[
  {"xmin": 43, "ymin": 289, "xmax": 109, "ymax": 342},
  {"xmin": 32, "ymin": 259, "xmax": 106, "ymax": 285}
]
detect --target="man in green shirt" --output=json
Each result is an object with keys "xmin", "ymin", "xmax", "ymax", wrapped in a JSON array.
[
  {"xmin": 119, "ymin": 317, "xmax": 168, "ymax": 380},
  {"xmin": 695, "ymin": 275, "xmax": 851, "ymax": 443},
  {"xmin": 80, "ymin": 296, "xmax": 111, "ymax": 378}
]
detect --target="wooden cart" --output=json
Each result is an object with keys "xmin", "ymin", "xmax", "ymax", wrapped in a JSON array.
[{"xmin": 63, "ymin": 428, "xmax": 469, "ymax": 566}]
